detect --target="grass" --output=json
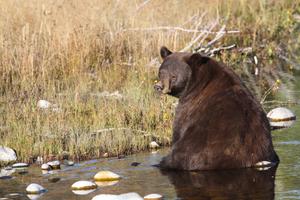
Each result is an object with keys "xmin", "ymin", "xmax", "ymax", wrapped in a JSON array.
[{"xmin": 0, "ymin": 0, "xmax": 299, "ymax": 163}]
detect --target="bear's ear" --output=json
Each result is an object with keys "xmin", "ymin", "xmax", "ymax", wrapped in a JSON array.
[
  {"xmin": 185, "ymin": 53, "xmax": 210, "ymax": 68},
  {"xmin": 160, "ymin": 46, "xmax": 172, "ymax": 59}
]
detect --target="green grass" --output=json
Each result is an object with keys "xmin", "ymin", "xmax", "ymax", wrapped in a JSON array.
[{"xmin": 0, "ymin": 0, "xmax": 299, "ymax": 163}]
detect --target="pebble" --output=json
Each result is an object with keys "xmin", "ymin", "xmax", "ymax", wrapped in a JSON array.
[
  {"xmin": 26, "ymin": 183, "xmax": 46, "ymax": 194},
  {"xmin": 63, "ymin": 160, "xmax": 74, "ymax": 166},
  {"xmin": 12, "ymin": 163, "xmax": 29, "ymax": 168},
  {"xmin": 72, "ymin": 189, "xmax": 97, "ymax": 195},
  {"xmin": 94, "ymin": 171, "xmax": 121, "ymax": 181},
  {"xmin": 41, "ymin": 164, "xmax": 50, "ymax": 170},
  {"xmin": 47, "ymin": 160, "xmax": 60, "ymax": 169},
  {"xmin": 144, "ymin": 194, "xmax": 163, "ymax": 200},
  {"xmin": 267, "ymin": 107, "xmax": 296, "ymax": 129},
  {"xmin": 149, "ymin": 141, "xmax": 159, "ymax": 149},
  {"xmin": 37, "ymin": 100, "xmax": 52, "ymax": 109},
  {"xmin": 71, "ymin": 181, "xmax": 97, "ymax": 190}
]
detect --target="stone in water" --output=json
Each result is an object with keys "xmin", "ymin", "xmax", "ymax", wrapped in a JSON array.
[
  {"xmin": 267, "ymin": 107, "xmax": 296, "ymax": 129},
  {"xmin": 26, "ymin": 183, "xmax": 46, "ymax": 194},
  {"xmin": 71, "ymin": 181, "xmax": 97, "ymax": 190},
  {"xmin": 94, "ymin": 171, "xmax": 121, "ymax": 181},
  {"xmin": 0, "ymin": 146, "xmax": 17, "ymax": 162}
]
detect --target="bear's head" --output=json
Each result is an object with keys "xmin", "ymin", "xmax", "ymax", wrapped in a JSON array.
[{"xmin": 154, "ymin": 46, "xmax": 209, "ymax": 98}]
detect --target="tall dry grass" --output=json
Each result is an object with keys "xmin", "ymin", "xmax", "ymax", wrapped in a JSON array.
[{"xmin": 0, "ymin": 0, "xmax": 299, "ymax": 162}]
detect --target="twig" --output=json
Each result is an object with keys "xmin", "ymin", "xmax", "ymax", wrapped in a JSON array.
[
  {"xmin": 136, "ymin": 0, "xmax": 151, "ymax": 11},
  {"xmin": 117, "ymin": 26, "xmax": 240, "ymax": 34},
  {"xmin": 180, "ymin": 21, "xmax": 218, "ymax": 52}
]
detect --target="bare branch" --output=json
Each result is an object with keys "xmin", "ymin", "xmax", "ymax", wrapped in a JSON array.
[{"xmin": 117, "ymin": 26, "xmax": 240, "ymax": 34}]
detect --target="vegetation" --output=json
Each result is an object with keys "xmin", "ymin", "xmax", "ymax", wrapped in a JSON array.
[{"xmin": 0, "ymin": 0, "xmax": 299, "ymax": 162}]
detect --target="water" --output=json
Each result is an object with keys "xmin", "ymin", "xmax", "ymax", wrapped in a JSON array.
[{"xmin": 1, "ymin": 89, "xmax": 300, "ymax": 200}]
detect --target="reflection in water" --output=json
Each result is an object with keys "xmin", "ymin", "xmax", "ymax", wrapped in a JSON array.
[{"xmin": 161, "ymin": 166, "xmax": 277, "ymax": 200}]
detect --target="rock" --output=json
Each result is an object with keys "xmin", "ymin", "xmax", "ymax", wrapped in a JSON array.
[
  {"xmin": 131, "ymin": 162, "xmax": 141, "ymax": 167},
  {"xmin": 95, "ymin": 180, "xmax": 119, "ymax": 187},
  {"xmin": 103, "ymin": 153, "xmax": 109, "ymax": 158},
  {"xmin": 0, "ymin": 146, "xmax": 17, "ymax": 162},
  {"xmin": 41, "ymin": 164, "xmax": 50, "ymax": 170},
  {"xmin": 71, "ymin": 181, "xmax": 97, "ymax": 190},
  {"xmin": 94, "ymin": 171, "xmax": 121, "ymax": 181},
  {"xmin": 12, "ymin": 163, "xmax": 29, "ymax": 168},
  {"xmin": 144, "ymin": 194, "xmax": 163, "ymax": 200},
  {"xmin": 0, "ymin": 168, "xmax": 15, "ymax": 179},
  {"xmin": 37, "ymin": 100, "xmax": 60, "ymax": 112},
  {"xmin": 48, "ymin": 177, "xmax": 60, "ymax": 183},
  {"xmin": 26, "ymin": 183, "xmax": 46, "ymax": 194},
  {"xmin": 63, "ymin": 160, "xmax": 74, "ymax": 166},
  {"xmin": 37, "ymin": 100, "xmax": 51, "ymax": 109},
  {"xmin": 149, "ymin": 141, "xmax": 159, "ymax": 149},
  {"xmin": 47, "ymin": 160, "xmax": 60, "ymax": 169},
  {"xmin": 92, "ymin": 192, "xmax": 143, "ymax": 200},
  {"xmin": 267, "ymin": 107, "xmax": 296, "ymax": 129}
]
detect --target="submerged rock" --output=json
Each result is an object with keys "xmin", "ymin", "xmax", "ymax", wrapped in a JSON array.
[
  {"xmin": 71, "ymin": 181, "xmax": 97, "ymax": 190},
  {"xmin": 0, "ymin": 146, "xmax": 17, "ymax": 162},
  {"xmin": 267, "ymin": 107, "xmax": 296, "ymax": 129},
  {"xmin": 92, "ymin": 192, "xmax": 143, "ymax": 200},
  {"xmin": 94, "ymin": 171, "xmax": 121, "ymax": 181},
  {"xmin": 144, "ymin": 194, "xmax": 163, "ymax": 200},
  {"xmin": 26, "ymin": 183, "xmax": 46, "ymax": 194}
]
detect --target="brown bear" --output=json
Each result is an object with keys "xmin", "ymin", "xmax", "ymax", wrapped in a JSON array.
[{"xmin": 154, "ymin": 46, "xmax": 279, "ymax": 170}]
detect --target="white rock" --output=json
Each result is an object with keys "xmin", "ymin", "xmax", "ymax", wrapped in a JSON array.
[
  {"xmin": 0, "ymin": 168, "xmax": 15, "ymax": 177},
  {"xmin": 72, "ymin": 189, "xmax": 96, "ymax": 195},
  {"xmin": 37, "ymin": 100, "xmax": 52, "ymax": 109},
  {"xmin": 41, "ymin": 164, "xmax": 50, "ymax": 170},
  {"xmin": 47, "ymin": 160, "xmax": 60, "ymax": 169},
  {"xmin": 94, "ymin": 171, "xmax": 121, "ymax": 181},
  {"xmin": 26, "ymin": 183, "xmax": 46, "ymax": 194},
  {"xmin": 149, "ymin": 141, "xmax": 159, "ymax": 149},
  {"xmin": 71, "ymin": 181, "xmax": 97, "ymax": 190},
  {"xmin": 12, "ymin": 163, "xmax": 29, "ymax": 168},
  {"xmin": 0, "ymin": 146, "xmax": 17, "ymax": 162},
  {"xmin": 63, "ymin": 160, "xmax": 74, "ymax": 166},
  {"xmin": 92, "ymin": 192, "xmax": 143, "ymax": 200},
  {"xmin": 144, "ymin": 194, "xmax": 163, "ymax": 200},
  {"xmin": 267, "ymin": 107, "xmax": 296, "ymax": 128}
]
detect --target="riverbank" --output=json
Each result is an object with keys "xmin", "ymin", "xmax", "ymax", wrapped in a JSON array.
[{"xmin": 0, "ymin": 0, "xmax": 299, "ymax": 162}]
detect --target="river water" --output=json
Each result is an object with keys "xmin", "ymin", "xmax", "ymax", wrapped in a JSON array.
[{"xmin": 0, "ymin": 90, "xmax": 300, "ymax": 200}]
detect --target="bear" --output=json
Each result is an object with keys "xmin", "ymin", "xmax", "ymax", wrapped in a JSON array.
[{"xmin": 154, "ymin": 46, "xmax": 279, "ymax": 170}]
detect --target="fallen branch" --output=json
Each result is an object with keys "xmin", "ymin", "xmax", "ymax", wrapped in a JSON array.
[{"xmin": 118, "ymin": 26, "xmax": 240, "ymax": 34}]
